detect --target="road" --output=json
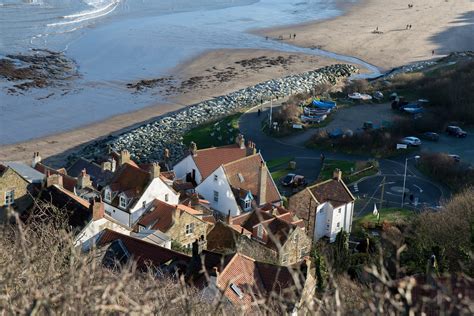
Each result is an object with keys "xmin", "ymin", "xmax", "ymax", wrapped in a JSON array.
[{"xmin": 239, "ymin": 102, "xmax": 449, "ymax": 215}]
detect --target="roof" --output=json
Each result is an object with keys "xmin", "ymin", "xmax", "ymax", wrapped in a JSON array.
[
  {"xmin": 67, "ymin": 157, "xmax": 113, "ymax": 188},
  {"xmin": 107, "ymin": 162, "xmax": 151, "ymax": 209},
  {"xmin": 216, "ymin": 253, "xmax": 307, "ymax": 307},
  {"xmin": 222, "ymin": 154, "xmax": 281, "ymax": 205},
  {"xmin": 308, "ymin": 178, "xmax": 355, "ymax": 208},
  {"xmin": 36, "ymin": 185, "xmax": 91, "ymax": 229},
  {"xmin": 97, "ymin": 229, "xmax": 190, "ymax": 269},
  {"xmin": 4, "ymin": 161, "xmax": 45, "ymax": 184},
  {"xmin": 137, "ymin": 199, "xmax": 204, "ymax": 233},
  {"xmin": 35, "ymin": 163, "xmax": 78, "ymax": 192},
  {"xmin": 191, "ymin": 144, "xmax": 247, "ymax": 180}
]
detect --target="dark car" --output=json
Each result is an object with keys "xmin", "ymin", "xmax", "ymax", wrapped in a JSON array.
[
  {"xmin": 446, "ymin": 126, "xmax": 467, "ymax": 138},
  {"xmin": 281, "ymin": 173, "xmax": 307, "ymax": 187},
  {"xmin": 420, "ymin": 132, "xmax": 440, "ymax": 141}
]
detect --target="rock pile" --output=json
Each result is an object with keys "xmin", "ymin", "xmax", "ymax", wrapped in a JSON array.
[{"xmin": 71, "ymin": 64, "xmax": 358, "ymax": 165}]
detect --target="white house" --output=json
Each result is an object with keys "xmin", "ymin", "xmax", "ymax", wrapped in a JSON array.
[
  {"xmin": 102, "ymin": 160, "xmax": 179, "ymax": 227},
  {"xmin": 196, "ymin": 152, "xmax": 281, "ymax": 217},
  {"xmin": 288, "ymin": 169, "xmax": 355, "ymax": 242},
  {"xmin": 173, "ymin": 135, "xmax": 255, "ymax": 185}
]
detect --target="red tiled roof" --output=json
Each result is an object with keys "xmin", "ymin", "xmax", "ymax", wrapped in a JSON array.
[
  {"xmin": 223, "ymin": 154, "xmax": 281, "ymax": 205},
  {"xmin": 309, "ymin": 179, "xmax": 355, "ymax": 208},
  {"xmin": 35, "ymin": 163, "xmax": 78, "ymax": 192},
  {"xmin": 192, "ymin": 144, "xmax": 247, "ymax": 180},
  {"xmin": 97, "ymin": 229, "xmax": 190, "ymax": 269},
  {"xmin": 107, "ymin": 162, "xmax": 151, "ymax": 209}
]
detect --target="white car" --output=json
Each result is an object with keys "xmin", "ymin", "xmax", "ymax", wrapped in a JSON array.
[{"xmin": 401, "ymin": 136, "xmax": 422, "ymax": 146}]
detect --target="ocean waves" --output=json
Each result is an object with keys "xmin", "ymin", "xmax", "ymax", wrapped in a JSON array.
[{"xmin": 47, "ymin": 0, "xmax": 120, "ymax": 27}]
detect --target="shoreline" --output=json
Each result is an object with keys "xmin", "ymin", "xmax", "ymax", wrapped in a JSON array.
[{"xmin": 0, "ymin": 49, "xmax": 362, "ymax": 166}]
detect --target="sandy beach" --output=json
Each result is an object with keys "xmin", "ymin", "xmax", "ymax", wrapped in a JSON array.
[
  {"xmin": 1, "ymin": 0, "xmax": 473, "ymax": 165},
  {"xmin": 260, "ymin": 0, "xmax": 474, "ymax": 71},
  {"xmin": 0, "ymin": 49, "xmax": 344, "ymax": 166}
]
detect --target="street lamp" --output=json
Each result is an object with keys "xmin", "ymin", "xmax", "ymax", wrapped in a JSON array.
[{"xmin": 401, "ymin": 155, "xmax": 420, "ymax": 207}]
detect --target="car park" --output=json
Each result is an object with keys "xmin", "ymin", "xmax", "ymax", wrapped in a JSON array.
[
  {"xmin": 419, "ymin": 132, "xmax": 440, "ymax": 141},
  {"xmin": 401, "ymin": 136, "xmax": 422, "ymax": 146},
  {"xmin": 281, "ymin": 173, "xmax": 307, "ymax": 187},
  {"xmin": 446, "ymin": 126, "xmax": 467, "ymax": 138}
]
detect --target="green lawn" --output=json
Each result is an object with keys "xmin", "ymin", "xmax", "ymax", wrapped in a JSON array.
[
  {"xmin": 354, "ymin": 207, "xmax": 415, "ymax": 227},
  {"xmin": 267, "ymin": 156, "xmax": 294, "ymax": 170},
  {"xmin": 318, "ymin": 159, "xmax": 379, "ymax": 184},
  {"xmin": 271, "ymin": 168, "xmax": 291, "ymax": 182},
  {"xmin": 182, "ymin": 113, "xmax": 242, "ymax": 149}
]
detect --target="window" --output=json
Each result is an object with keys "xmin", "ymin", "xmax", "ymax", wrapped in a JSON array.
[
  {"xmin": 338, "ymin": 208, "xmax": 341, "ymax": 214},
  {"xmin": 257, "ymin": 224, "xmax": 264, "ymax": 239},
  {"xmin": 282, "ymin": 253, "xmax": 289, "ymax": 264},
  {"xmin": 230, "ymin": 283, "xmax": 244, "ymax": 299},
  {"xmin": 165, "ymin": 194, "xmax": 169, "ymax": 202},
  {"xmin": 214, "ymin": 174, "xmax": 218, "ymax": 181},
  {"xmin": 5, "ymin": 190, "xmax": 14, "ymax": 206},
  {"xmin": 142, "ymin": 201, "xmax": 146, "ymax": 208},
  {"xmin": 213, "ymin": 190, "xmax": 219, "ymax": 202},
  {"xmin": 293, "ymin": 234, "xmax": 299, "ymax": 244},
  {"xmin": 104, "ymin": 189, "xmax": 112, "ymax": 202},
  {"xmin": 300, "ymin": 247, "xmax": 307, "ymax": 259},
  {"xmin": 337, "ymin": 222, "xmax": 340, "ymax": 228},
  {"xmin": 185, "ymin": 223, "xmax": 194, "ymax": 235},
  {"xmin": 244, "ymin": 199, "xmax": 251, "ymax": 210},
  {"xmin": 119, "ymin": 195, "xmax": 127, "ymax": 208}
]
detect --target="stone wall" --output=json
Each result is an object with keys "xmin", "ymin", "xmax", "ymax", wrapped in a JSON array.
[
  {"xmin": 0, "ymin": 168, "xmax": 32, "ymax": 215},
  {"xmin": 168, "ymin": 211, "xmax": 209, "ymax": 248},
  {"xmin": 280, "ymin": 228, "xmax": 312, "ymax": 266}
]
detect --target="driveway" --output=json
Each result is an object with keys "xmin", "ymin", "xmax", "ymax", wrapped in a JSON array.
[{"xmin": 239, "ymin": 102, "xmax": 448, "ymax": 215}]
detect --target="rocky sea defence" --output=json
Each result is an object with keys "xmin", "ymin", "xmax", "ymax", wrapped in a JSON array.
[{"xmin": 69, "ymin": 63, "xmax": 358, "ymax": 165}]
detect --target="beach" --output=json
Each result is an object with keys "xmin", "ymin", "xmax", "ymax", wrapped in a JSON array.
[
  {"xmin": 1, "ymin": 0, "xmax": 473, "ymax": 164},
  {"xmin": 260, "ymin": 0, "xmax": 474, "ymax": 71}
]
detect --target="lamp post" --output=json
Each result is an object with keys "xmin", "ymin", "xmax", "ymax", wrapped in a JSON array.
[{"xmin": 401, "ymin": 155, "xmax": 420, "ymax": 207}]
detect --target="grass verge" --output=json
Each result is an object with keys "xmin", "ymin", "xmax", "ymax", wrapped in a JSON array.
[{"xmin": 318, "ymin": 159, "xmax": 379, "ymax": 184}]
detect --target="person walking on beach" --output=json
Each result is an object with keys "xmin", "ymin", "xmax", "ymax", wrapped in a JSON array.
[
  {"xmin": 432, "ymin": 50, "xmax": 435, "ymax": 56},
  {"xmin": 293, "ymin": 33, "xmax": 296, "ymax": 39},
  {"xmin": 409, "ymin": 24, "xmax": 412, "ymax": 29}
]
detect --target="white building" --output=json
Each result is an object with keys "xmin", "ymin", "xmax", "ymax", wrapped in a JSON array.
[
  {"xmin": 196, "ymin": 152, "xmax": 281, "ymax": 217},
  {"xmin": 101, "ymin": 156, "xmax": 179, "ymax": 227},
  {"xmin": 289, "ymin": 169, "xmax": 355, "ymax": 242}
]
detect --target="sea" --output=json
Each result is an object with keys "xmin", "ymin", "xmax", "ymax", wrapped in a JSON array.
[{"xmin": 0, "ymin": 0, "xmax": 373, "ymax": 144}]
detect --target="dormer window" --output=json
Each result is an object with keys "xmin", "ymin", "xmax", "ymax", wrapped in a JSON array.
[
  {"xmin": 104, "ymin": 188, "xmax": 112, "ymax": 203},
  {"xmin": 244, "ymin": 199, "xmax": 251, "ymax": 210},
  {"xmin": 119, "ymin": 195, "xmax": 127, "ymax": 208}
]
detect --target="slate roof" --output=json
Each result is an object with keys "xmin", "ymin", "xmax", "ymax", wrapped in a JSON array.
[
  {"xmin": 67, "ymin": 157, "xmax": 113, "ymax": 188},
  {"xmin": 308, "ymin": 178, "xmax": 355, "ymax": 208},
  {"xmin": 97, "ymin": 229, "xmax": 190, "ymax": 269},
  {"xmin": 4, "ymin": 161, "xmax": 45, "ymax": 184},
  {"xmin": 222, "ymin": 154, "xmax": 281, "ymax": 205},
  {"xmin": 191, "ymin": 144, "xmax": 247, "ymax": 180}
]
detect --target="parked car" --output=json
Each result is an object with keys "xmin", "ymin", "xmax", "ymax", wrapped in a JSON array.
[
  {"xmin": 448, "ymin": 154, "xmax": 461, "ymax": 162},
  {"xmin": 401, "ymin": 136, "xmax": 422, "ymax": 146},
  {"xmin": 281, "ymin": 173, "xmax": 307, "ymax": 187},
  {"xmin": 446, "ymin": 126, "xmax": 467, "ymax": 138},
  {"xmin": 420, "ymin": 132, "xmax": 440, "ymax": 141}
]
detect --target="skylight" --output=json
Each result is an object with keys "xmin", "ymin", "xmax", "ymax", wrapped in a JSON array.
[
  {"xmin": 230, "ymin": 283, "xmax": 244, "ymax": 299},
  {"xmin": 238, "ymin": 173, "xmax": 244, "ymax": 183}
]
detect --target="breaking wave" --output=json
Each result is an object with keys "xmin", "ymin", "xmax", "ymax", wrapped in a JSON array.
[{"xmin": 47, "ymin": 0, "xmax": 120, "ymax": 27}]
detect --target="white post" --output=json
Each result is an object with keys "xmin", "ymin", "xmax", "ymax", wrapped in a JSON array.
[{"xmin": 401, "ymin": 158, "xmax": 408, "ymax": 207}]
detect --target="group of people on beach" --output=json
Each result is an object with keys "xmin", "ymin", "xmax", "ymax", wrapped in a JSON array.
[
  {"xmin": 268, "ymin": 34, "xmax": 296, "ymax": 41},
  {"xmin": 406, "ymin": 24, "xmax": 413, "ymax": 30}
]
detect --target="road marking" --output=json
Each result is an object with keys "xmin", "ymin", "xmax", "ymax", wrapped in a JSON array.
[
  {"xmin": 353, "ymin": 184, "xmax": 359, "ymax": 192},
  {"xmin": 413, "ymin": 184, "xmax": 423, "ymax": 193}
]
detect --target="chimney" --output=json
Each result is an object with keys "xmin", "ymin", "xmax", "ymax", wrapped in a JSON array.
[
  {"xmin": 32, "ymin": 152, "xmax": 42, "ymax": 168},
  {"xmin": 258, "ymin": 160, "xmax": 267, "ymax": 206},
  {"xmin": 101, "ymin": 161, "xmax": 112, "ymax": 171},
  {"xmin": 192, "ymin": 235, "xmax": 206, "ymax": 259},
  {"xmin": 191, "ymin": 193, "xmax": 200, "ymax": 206},
  {"xmin": 226, "ymin": 210, "xmax": 232, "ymax": 225},
  {"xmin": 189, "ymin": 142, "xmax": 198, "ymax": 157},
  {"xmin": 235, "ymin": 134, "xmax": 245, "ymax": 149},
  {"xmin": 119, "ymin": 150, "xmax": 131, "ymax": 166},
  {"xmin": 110, "ymin": 158, "xmax": 116, "ymax": 172},
  {"xmin": 90, "ymin": 198, "xmax": 104, "ymax": 221},
  {"xmin": 333, "ymin": 168, "xmax": 342, "ymax": 181},
  {"xmin": 149, "ymin": 162, "xmax": 161, "ymax": 180},
  {"xmin": 246, "ymin": 141, "xmax": 257, "ymax": 156},
  {"xmin": 46, "ymin": 173, "xmax": 63, "ymax": 188},
  {"xmin": 77, "ymin": 169, "xmax": 92, "ymax": 189}
]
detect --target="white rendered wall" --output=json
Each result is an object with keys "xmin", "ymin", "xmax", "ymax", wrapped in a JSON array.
[
  {"xmin": 74, "ymin": 217, "xmax": 131, "ymax": 251},
  {"xmin": 173, "ymin": 155, "xmax": 203, "ymax": 184}
]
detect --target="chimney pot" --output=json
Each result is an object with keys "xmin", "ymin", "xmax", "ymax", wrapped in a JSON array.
[
  {"xmin": 119, "ymin": 150, "xmax": 131, "ymax": 166},
  {"xmin": 333, "ymin": 168, "xmax": 342, "ymax": 181},
  {"xmin": 90, "ymin": 198, "xmax": 104, "ymax": 221},
  {"xmin": 46, "ymin": 173, "xmax": 63, "ymax": 188},
  {"xmin": 189, "ymin": 142, "xmax": 198, "ymax": 157},
  {"xmin": 32, "ymin": 152, "xmax": 42, "ymax": 168},
  {"xmin": 150, "ymin": 162, "xmax": 161, "ymax": 180},
  {"xmin": 77, "ymin": 168, "xmax": 92, "ymax": 190}
]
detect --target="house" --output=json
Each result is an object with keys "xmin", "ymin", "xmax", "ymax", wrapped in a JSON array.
[
  {"xmin": 195, "ymin": 250, "xmax": 316, "ymax": 313},
  {"xmin": 136, "ymin": 199, "xmax": 211, "ymax": 250},
  {"xmin": 67, "ymin": 156, "xmax": 115, "ymax": 189},
  {"xmin": 288, "ymin": 169, "xmax": 356, "ymax": 243},
  {"xmin": 195, "ymin": 152, "xmax": 281, "ymax": 217},
  {"xmin": 0, "ymin": 163, "xmax": 35, "ymax": 220},
  {"xmin": 96, "ymin": 229, "xmax": 190, "ymax": 272},
  {"xmin": 173, "ymin": 135, "xmax": 256, "ymax": 185},
  {"xmin": 207, "ymin": 207, "xmax": 311, "ymax": 266},
  {"xmin": 101, "ymin": 150, "xmax": 179, "ymax": 227}
]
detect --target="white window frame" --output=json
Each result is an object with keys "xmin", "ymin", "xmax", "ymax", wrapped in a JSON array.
[
  {"xmin": 213, "ymin": 190, "xmax": 219, "ymax": 202},
  {"xmin": 165, "ymin": 194, "xmax": 169, "ymax": 202},
  {"xmin": 244, "ymin": 199, "xmax": 251, "ymax": 210},
  {"xmin": 5, "ymin": 190, "xmax": 15, "ymax": 206},
  {"xmin": 119, "ymin": 195, "xmax": 127, "ymax": 209},
  {"xmin": 185, "ymin": 223, "xmax": 194, "ymax": 235},
  {"xmin": 214, "ymin": 174, "xmax": 218, "ymax": 182},
  {"xmin": 104, "ymin": 189, "xmax": 112, "ymax": 203},
  {"xmin": 337, "ymin": 222, "xmax": 340, "ymax": 228}
]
